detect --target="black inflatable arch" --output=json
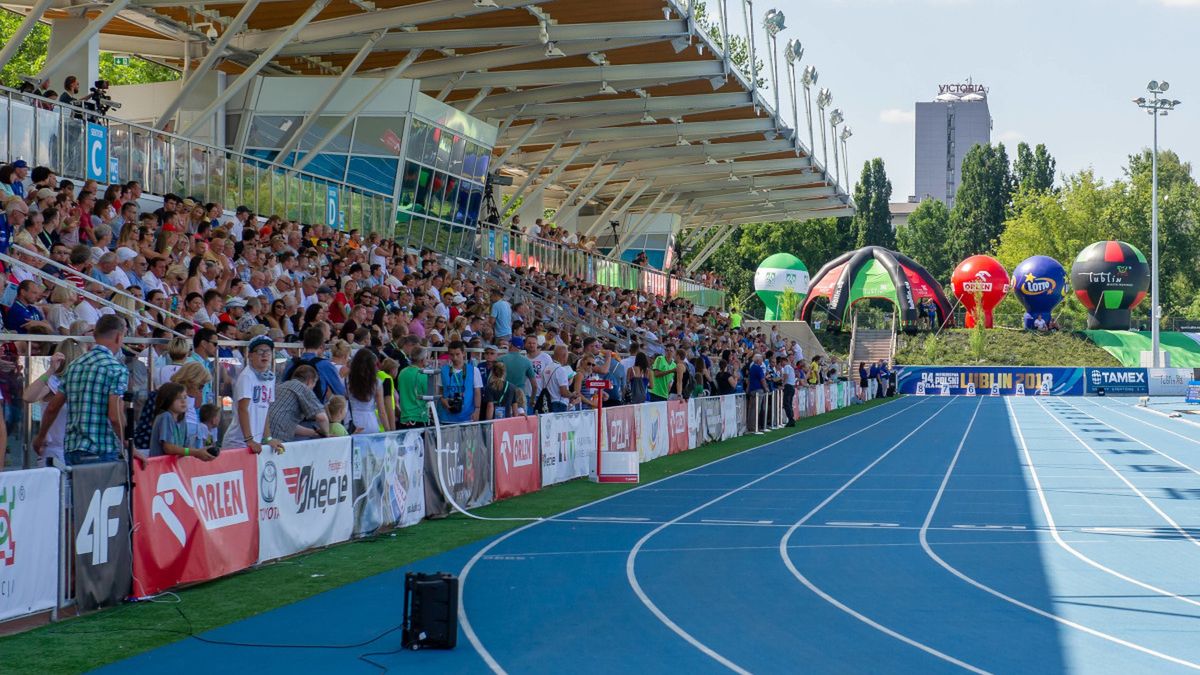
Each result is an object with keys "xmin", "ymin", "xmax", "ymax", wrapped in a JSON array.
[{"xmin": 799, "ymin": 246, "xmax": 953, "ymax": 330}]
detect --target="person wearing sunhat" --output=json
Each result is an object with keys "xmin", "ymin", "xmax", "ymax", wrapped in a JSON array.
[
  {"xmin": 221, "ymin": 296, "xmax": 248, "ymax": 326},
  {"xmin": 221, "ymin": 334, "xmax": 283, "ymax": 453},
  {"xmin": 10, "ymin": 160, "xmax": 29, "ymax": 199}
]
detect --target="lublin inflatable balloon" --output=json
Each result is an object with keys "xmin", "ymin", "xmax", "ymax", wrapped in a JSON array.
[
  {"xmin": 950, "ymin": 255, "xmax": 1009, "ymax": 328},
  {"xmin": 1070, "ymin": 241, "xmax": 1149, "ymax": 330},
  {"xmin": 754, "ymin": 253, "xmax": 809, "ymax": 320}
]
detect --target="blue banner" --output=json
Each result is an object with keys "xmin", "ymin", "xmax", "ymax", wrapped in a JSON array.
[
  {"xmin": 897, "ymin": 366, "xmax": 1085, "ymax": 396},
  {"xmin": 86, "ymin": 123, "xmax": 108, "ymax": 182},
  {"xmin": 325, "ymin": 186, "xmax": 340, "ymax": 229},
  {"xmin": 1084, "ymin": 368, "xmax": 1148, "ymax": 395},
  {"xmin": 1187, "ymin": 381, "xmax": 1200, "ymax": 405}
]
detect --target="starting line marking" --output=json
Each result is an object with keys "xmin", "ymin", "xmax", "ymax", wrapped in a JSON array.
[
  {"xmin": 950, "ymin": 524, "xmax": 1028, "ymax": 530},
  {"xmin": 576, "ymin": 516, "xmax": 651, "ymax": 522},
  {"xmin": 700, "ymin": 518, "xmax": 775, "ymax": 525},
  {"xmin": 824, "ymin": 521, "xmax": 900, "ymax": 528}
]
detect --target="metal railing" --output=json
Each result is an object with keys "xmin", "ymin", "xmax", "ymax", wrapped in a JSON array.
[
  {"xmin": 0, "ymin": 85, "xmax": 395, "ymax": 237},
  {"xmin": 477, "ymin": 223, "xmax": 726, "ymax": 308}
]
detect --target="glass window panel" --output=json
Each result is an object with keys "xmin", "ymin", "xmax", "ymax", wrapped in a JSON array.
[
  {"xmin": 466, "ymin": 183, "xmax": 483, "ymax": 226},
  {"xmin": 405, "ymin": 118, "xmax": 428, "ymax": 162},
  {"xmin": 441, "ymin": 176, "xmax": 460, "ymax": 222},
  {"xmin": 35, "ymin": 107, "xmax": 59, "ymax": 169},
  {"xmin": 420, "ymin": 123, "xmax": 439, "ymax": 166},
  {"xmin": 171, "ymin": 138, "xmax": 188, "ymax": 195},
  {"xmin": 450, "ymin": 134, "xmax": 466, "ymax": 175},
  {"xmin": 189, "ymin": 145, "xmax": 209, "ymax": 200},
  {"xmin": 225, "ymin": 157, "xmax": 241, "ymax": 208},
  {"xmin": 299, "ymin": 115, "xmax": 352, "ymax": 153},
  {"xmin": 351, "ymin": 116, "xmax": 404, "ymax": 156},
  {"xmin": 427, "ymin": 172, "xmax": 448, "ymax": 218},
  {"xmin": 346, "ymin": 156, "xmax": 397, "ymax": 196},
  {"xmin": 475, "ymin": 148, "xmax": 491, "ymax": 180},
  {"xmin": 247, "ymin": 148, "xmax": 279, "ymax": 162},
  {"xmin": 109, "ymin": 125, "xmax": 129, "ymax": 185},
  {"xmin": 9, "ymin": 101, "xmax": 34, "ymax": 167},
  {"xmin": 271, "ymin": 168, "xmax": 286, "ymax": 217},
  {"xmin": 434, "ymin": 127, "xmax": 453, "ymax": 170},
  {"xmin": 286, "ymin": 172, "xmax": 302, "ymax": 220},
  {"xmin": 0, "ymin": 98, "xmax": 8, "ymax": 159},
  {"xmin": 414, "ymin": 166, "xmax": 435, "ymax": 215},
  {"xmin": 397, "ymin": 161, "xmax": 420, "ymax": 212},
  {"xmin": 302, "ymin": 153, "xmax": 348, "ymax": 183},
  {"xmin": 246, "ymin": 115, "xmax": 300, "ymax": 149}
]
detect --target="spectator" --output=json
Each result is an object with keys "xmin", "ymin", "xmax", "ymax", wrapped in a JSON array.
[
  {"xmin": 325, "ymin": 395, "xmax": 349, "ymax": 437},
  {"xmin": 490, "ymin": 287, "xmax": 513, "ymax": 341},
  {"xmin": 436, "ymin": 340, "xmax": 481, "ymax": 423},
  {"xmin": 482, "ymin": 361, "xmax": 521, "ymax": 420},
  {"xmin": 346, "ymin": 348, "xmax": 386, "ymax": 434},
  {"xmin": 397, "ymin": 346, "xmax": 429, "ymax": 429},
  {"xmin": 147, "ymin": 382, "xmax": 215, "ymax": 460},
  {"xmin": 780, "ymin": 355, "xmax": 796, "ymax": 427},
  {"xmin": 8, "ymin": 280, "xmax": 50, "ymax": 333},
  {"xmin": 281, "ymin": 326, "xmax": 347, "ymax": 402},
  {"xmin": 26, "ymin": 340, "xmax": 84, "ymax": 467},
  {"xmin": 544, "ymin": 345, "xmax": 575, "ymax": 413},
  {"xmin": 222, "ymin": 335, "xmax": 282, "ymax": 453},
  {"xmin": 265, "ymin": 364, "xmax": 329, "ymax": 443},
  {"xmin": 649, "ymin": 349, "xmax": 676, "ymax": 402},
  {"xmin": 35, "ymin": 314, "xmax": 128, "ymax": 464}
]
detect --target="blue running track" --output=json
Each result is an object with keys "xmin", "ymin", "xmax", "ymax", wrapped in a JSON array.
[{"xmin": 105, "ymin": 395, "xmax": 1200, "ymax": 673}]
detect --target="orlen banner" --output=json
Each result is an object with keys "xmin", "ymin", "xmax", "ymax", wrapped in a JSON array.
[
  {"xmin": 540, "ymin": 410, "xmax": 598, "ymax": 487},
  {"xmin": 424, "ymin": 423, "xmax": 493, "ymax": 517},
  {"xmin": 667, "ymin": 400, "xmax": 689, "ymax": 455},
  {"xmin": 257, "ymin": 438, "xmax": 354, "ymax": 563},
  {"xmin": 636, "ymin": 401, "xmax": 669, "ymax": 463},
  {"xmin": 493, "ymin": 416, "xmax": 541, "ymax": 500},
  {"xmin": 132, "ymin": 450, "xmax": 259, "ymax": 598},
  {"xmin": 897, "ymin": 366, "xmax": 1085, "ymax": 396},
  {"xmin": 0, "ymin": 468, "xmax": 59, "ymax": 621},
  {"xmin": 70, "ymin": 461, "xmax": 132, "ymax": 611},
  {"xmin": 351, "ymin": 431, "xmax": 425, "ymax": 536},
  {"xmin": 1084, "ymin": 368, "xmax": 1149, "ymax": 395}
]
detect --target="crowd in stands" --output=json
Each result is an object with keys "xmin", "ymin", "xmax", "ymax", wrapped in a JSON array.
[{"xmin": 0, "ymin": 158, "xmax": 861, "ymax": 471}]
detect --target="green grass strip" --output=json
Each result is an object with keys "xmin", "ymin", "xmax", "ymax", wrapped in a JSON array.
[{"xmin": 3, "ymin": 398, "xmax": 895, "ymax": 672}]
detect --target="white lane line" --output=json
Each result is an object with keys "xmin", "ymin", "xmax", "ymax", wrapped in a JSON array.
[
  {"xmin": 1059, "ymin": 397, "xmax": 1200, "ymax": 477},
  {"xmin": 1086, "ymin": 397, "xmax": 1200, "ymax": 448},
  {"xmin": 950, "ymin": 524, "xmax": 1027, "ymax": 530},
  {"xmin": 1035, "ymin": 397, "xmax": 1200, "ymax": 550},
  {"xmin": 778, "ymin": 397, "xmax": 987, "ymax": 673},
  {"xmin": 700, "ymin": 518, "xmax": 775, "ymax": 525},
  {"xmin": 824, "ymin": 521, "xmax": 900, "ymax": 528},
  {"xmin": 919, "ymin": 397, "xmax": 1200, "ymax": 670},
  {"xmin": 576, "ymin": 516, "xmax": 651, "ymax": 522},
  {"xmin": 624, "ymin": 398, "xmax": 937, "ymax": 675},
  {"xmin": 1101, "ymin": 395, "xmax": 1200, "ymax": 431},
  {"xmin": 458, "ymin": 397, "xmax": 923, "ymax": 674}
]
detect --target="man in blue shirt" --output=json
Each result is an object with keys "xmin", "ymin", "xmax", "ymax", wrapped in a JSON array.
[
  {"xmin": 7, "ymin": 280, "xmax": 50, "ymax": 333},
  {"xmin": 10, "ymin": 160, "xmax": 29, "ymax": 199},
  {"xmin": 747, "ymin": 353, "xmax": 767, "ymax": 433},
  {"xmin": 868, "ymin": 360, "xmax": 881, "ymax": 398},
  {"xmin": 490, "ymin": 288, "xmax": 513, "ymax": 341}
]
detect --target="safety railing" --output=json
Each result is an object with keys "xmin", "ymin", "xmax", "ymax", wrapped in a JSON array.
[
  {"xmin": 477, "ymin": 224, "xmax": 726, "ymax": 308},
  {"xmin": 0, "ymin": 85, "xmax": 395, "ymax": 237}
]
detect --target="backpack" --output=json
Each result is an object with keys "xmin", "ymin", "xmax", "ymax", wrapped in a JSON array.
[
  {"xmin": 533, "ymin": 365, "xmax": 561, "ymax": 414},
  {"xmin": 283, "ymin": 353, "xmax": 331, "ymax": 401}
]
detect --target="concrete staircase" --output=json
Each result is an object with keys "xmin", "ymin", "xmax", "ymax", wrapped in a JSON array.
[{"xmin": 849, "ymin": 329, "xmax": 894, "ymax": 369}]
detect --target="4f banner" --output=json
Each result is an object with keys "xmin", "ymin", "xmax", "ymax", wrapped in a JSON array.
[
  {"xmin": 539, "ymin": 410, "xmax": 598, "ymax": 487},
  {"xmin": 351, "ymin": 431, "xmax": 426, "ymax": 536},
  {"xmin": 71, "ymin": 461, "xmax": 131, "ymax": 611},
  {"xmin": 493, "ymin": 416, "xmax": 541, "ymax": 500},
  {"xmin": 0, "ymin": 468, "xmax": 59, "ymax": 621},
  {"xmin": 424, "ymin": 423, "xmax": 493, "ymax": 517},
  {"xmin": 636, "ymin": 401, "xmax": 669, "ymax": 463},
  {"xmin": 132, "ymin": 450, "xmax": 259, "ymax": 598},
  {"xmin": 258, "ymin": 438, "xmax": 354, "ymax": 563}
]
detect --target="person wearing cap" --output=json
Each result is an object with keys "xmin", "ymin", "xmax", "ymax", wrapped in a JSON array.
[
  {"xmin": 30, "ymin": 186, "xmax": 56, "ymax": 213},
  {"xmin": 10, "ymin": 160, "xmax": 29, "ymax": 199},
  {"xmin": 222, "ymin": 296, "xmax": 248, "ymax": 326},
  {"xmin": 221, "ymin": 334, "xmax": 283, "ymax": 454}
]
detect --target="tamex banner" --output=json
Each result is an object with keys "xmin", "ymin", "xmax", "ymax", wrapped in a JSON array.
[
  {"xmin": 258, "ymin": 438, "xmax": 354, "ymax": 562},
  {"xmin": 132, "ymin": 450, "xmax": 259, "ymax": 598}
]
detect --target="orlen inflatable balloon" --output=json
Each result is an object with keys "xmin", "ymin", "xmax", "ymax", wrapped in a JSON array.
[
  {"xmin": 950, "ymin": 255, "xmax": 1009, "ymax": 328},
  {"xmin": 754, "ymin": 252, "xmax": 809, "ymax": 320},
  {"xmin": 1012, "ymin": 255, "xmax": 1067, "ymax": 329},
  {"xmin": 1070, "ymin": 240, "xmax": 1149, "ymax": 330}
]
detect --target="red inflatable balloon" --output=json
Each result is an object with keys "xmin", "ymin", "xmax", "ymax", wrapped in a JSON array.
[{"xmin": 951, "ymin": 255, "xmax": 1010, "ymax": 328}]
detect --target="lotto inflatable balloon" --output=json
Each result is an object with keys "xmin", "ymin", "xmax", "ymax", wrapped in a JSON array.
[
  {"xmin": 1070, "ymin": 241, "xmax": 1149, "ymax": 330},
  {"xmin": 800, "ymin": 246, "xmax": 953, "ymax": 331},
  {"xmin": 950, "ymin": 255, "xmax": 1009, "ymax": 328},
  {"xmin": 754, "ymin": 253, "xmax": 809, "ymax": 320},
  {"xmin": 1012, "ymin": 255, "xmax": 1067, "ymax": 329}
]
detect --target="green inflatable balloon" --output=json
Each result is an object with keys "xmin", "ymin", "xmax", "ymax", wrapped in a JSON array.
[{"xmin": 754, "ymin": 253, "xmax": 809, "ymax": 320}]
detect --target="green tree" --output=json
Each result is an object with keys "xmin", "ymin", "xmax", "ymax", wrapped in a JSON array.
[
  {"xmin": 950, "ymin": 142, "xmax": 1012, "ymax": 259},
  {"xmin": 0, "ymin": 10, "xmax": 48, "ymax": 88},
  {"xmin": 98, "ymin": 52, "xmax": 178, "ymax": 86},
  {"xmin": 896, "ymin": 198, "xmax": 954, "ymax": 284},
  {"xmin": 1013, "ymin": 142, "xmax": 1056, "ymax": 194},
  {"xmin": 851, "ymin": 157, "xmax": 893, "ymax": 249},
  {"xmin": 694, "ymin": 1, "xmax": 767, "ymax": 89}
]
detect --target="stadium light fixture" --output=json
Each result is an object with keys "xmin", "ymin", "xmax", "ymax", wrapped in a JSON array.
[
  {"xmin": 1134, "ymin": 79, "xmax": 1183, "ymax": 367},
  {"xmin": 473, "ymin": 0, "xmax": 499, "ymax": 7},
  {"xmin": 599, "ymin": 81, "xmax": 617, "ymax": 95},
  {"xmin": 544, "ymin": 42, "xmax": 565, "ymax": 58},
  {"xmin": 763, "ymin": 8, "xmax": 786, "ymax": 35}
]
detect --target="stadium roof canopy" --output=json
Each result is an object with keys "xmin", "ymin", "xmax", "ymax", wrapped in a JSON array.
[{"xmin": 5, "ymin": 0, "xmax": 854, "ymax": 235}]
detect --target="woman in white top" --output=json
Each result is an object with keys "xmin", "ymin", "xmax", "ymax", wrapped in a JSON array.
[
  {"xmin": 45, "ymin": 285, "xmax": 79, "ymax": 333},
  {"xmin": 346, "ymin": 348, "xmax": 387, "ymax": 434},
  {"xmin": 26, "ymin": 340, "xmax": 85, "ymax": 467}
]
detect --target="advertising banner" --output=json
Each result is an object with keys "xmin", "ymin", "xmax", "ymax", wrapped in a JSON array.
[
  {"xmin": 540, "ymin": 410, "xmax": 597, "ymax": 487},
  {"xmin": 0, "ymin": 469, "xmax": 59, "ymax": 621},
  {"xmin": 351, "ymin": 431, "xmax": 425, "ymax": 536},
  {"xmin": 132, "ymin": 450, "xmax": 259, "ymax": 598},
  {"xmin": 897, "ymin": 366, "xmax": 1086, "ymax": 396},
  {"xmin": 492, "ymin": 416, "xmax": 541, "ymax": 500},
  {"xmin": 257, "ymin": 438, "xmax": 354, "ymax": 563},
  {"xmin": 70, "ymin": 461, "xmax": 131, "ymax": 611},
  {"xmin": 687, "ymin": 398, "xmax": 699, "ymax": 450},
  {"xmin": 636, "ymin": 401, "xmax": 670, "ymax": 462},
  {"xmin": 597, "ymin": 406, "xmax": 639, "ymax": 483},
  {"xmin": 1084, "ymin": 368, "xmax": 1149, "ymax": 395},
  {"xmin": 424, "ymin": 423, "xmax": 493, "ymax": 517},
  {"xmin": 720, "ymin": 395, "xmax": 738, "ymax": 440},
  {"xmin": 667, "ymin": 400, "xmax": 689, "ymax": 455},
  {"xmin": 1148, "ymin": 368, "xmax": 1196, "ymax": 397},
  {"xmin": 807, "ymin": 386, "xmax": 818, "ymax": 417},
  {"xmin": 815, "ymin": 384, "xmax": 825, "ymax": 413},
  {"xmin": 698, "ymin": 397, "xmax": 725, "ymax": 444}
]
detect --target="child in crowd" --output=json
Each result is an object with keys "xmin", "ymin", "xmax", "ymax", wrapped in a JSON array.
[
  {"xmin": 149, "ymin": 382, "xmax": 215, "ymax": 460},
  {"xmin": 197, "ymin": 403, "xmax": 221, "ymax": 448},
  {"xmin": 326, "ymin": 395, "xmax": 349, "ymax": 437}
]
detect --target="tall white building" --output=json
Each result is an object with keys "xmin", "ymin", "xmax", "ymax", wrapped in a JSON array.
[{"xmin": 914, "ymin": 82, "xmax": 992, "ymax": 207}]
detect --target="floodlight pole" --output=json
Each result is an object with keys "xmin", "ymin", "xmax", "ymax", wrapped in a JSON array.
[{"xmin": 1134, "ymin": 82, "xmax": 1182, "ymax": 367}]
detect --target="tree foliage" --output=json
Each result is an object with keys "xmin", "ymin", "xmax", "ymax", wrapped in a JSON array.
[
  {"xmin": 694, "ymin": 1, "xmax": 767, "ymax": 89},
  {"xmin": 851, "ymin": 157, "xmax": 893, "ymax": 249},
  {"xmin": 895, "ymin": 198, "xmax": 954, "ymax": 284},
  {"xmin": 949, "ymin": 142, "xmax": 1012, "ymax": 260},
  {"xmin": 1012, "ymin": 142, "xmax": 1056, "ymax": 194}
]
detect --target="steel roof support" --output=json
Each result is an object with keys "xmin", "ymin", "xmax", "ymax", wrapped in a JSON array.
[
  {"xmin": 36, "ymin": 0, "xmax": 132, "ymax": 82},
  {"xmin": 293, "ymin": 46, "xmax": 423, "ymax": 171},
  {"xmin": 421, "ymin": 60, "xmax": 724, "ymax": 90},
  {"xmin": 182, "ymin": 0, "xmax": 330, "ymax": 137},
  {"xmin": 499, "ymin": 138, "xmax": 562, "ymax": 226},
  {"xmin": 155, "ymin": 0, "xmax": 264, "ymax": 130},
  {"xmin": 520, "ymin": 142, "xmax": 588, "ymax": 210},
  {"xmin": 460, "ymin": 86, "xmax": 493, "ymax": 115},
  {"xmin": 556, "ymin": 161, "xmax": 624, "ymax": 224},
  {"xmin": 549, "ymin": 157, "xmax": 607, "ymax": 215},
  {"xmin": 613, "ymin": 192, "xmax": 678, "ymax": 257},
  {"xmin": 581, "ymin": 178, "xmax": 639, "ymax": 237},
  {"xmin": 0, "ymin": 0, "xmax": 55, "ymax": 74},
  {"xmin": 492, "ymin": 119, "xmax": 544, "ymax": 170},
  {"xmin": 685, "ymin": 221, "xmax": 735, "ymax": 272}
]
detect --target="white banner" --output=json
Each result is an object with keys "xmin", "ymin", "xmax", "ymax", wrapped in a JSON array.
[
  {"xmin": 720, "ymin": 395, "xmax": 738, "ymax": 440},
  {"xmin": 687, "ymin": 398, "xmax": 700, "ymax": 449},
  {"xmin": 257, "ymin": 438, "xmax": 354, "ymax": 563},
  {"xmin": 753, "ymin": 266, "xmax": 810, "ymax": 294},
  {"xmin": 351, "ymin": 431, "xmax": 426, "ymax": 536},
  {"xmin": 637, "ymin": 401, "xmax": 670, "ymax": 462},
  {"xmin": 1148, "ymin": 368, "xmax": 1194, "ymax": 397},
  {"xmin": 540, "ymin": 410, "xmax": 598, "ymax": 486},
  {"xmin": 0, "ymin": 468, "xmax": 60, "ymax": 621}
]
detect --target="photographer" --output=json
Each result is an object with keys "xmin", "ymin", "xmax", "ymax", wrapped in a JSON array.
[{"xmin": 436, "ymin": 340, "xmax": 481, "ymax": 423}]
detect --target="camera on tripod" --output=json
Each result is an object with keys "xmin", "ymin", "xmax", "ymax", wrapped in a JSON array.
[{"xmin": 86, "ymin": 80, "xmax": 121, "ymax": 114}]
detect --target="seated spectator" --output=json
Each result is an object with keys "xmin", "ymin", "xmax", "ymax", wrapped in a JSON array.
[{"xmin": 265, "ymin": 365, "xmax": 330, "ymax": 443}]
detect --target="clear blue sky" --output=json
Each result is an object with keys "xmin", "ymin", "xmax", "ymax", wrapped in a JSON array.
[{"xmin": 747, "ymin": 0, "xmax": 1200, "ymax": 200}]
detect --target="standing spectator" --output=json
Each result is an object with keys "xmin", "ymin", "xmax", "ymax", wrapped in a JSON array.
[
  {"xmin": 868, "ymin": 359, "xmax": 881, "ymax": 399},
  {"xmin": 346, "ymin": 348, "xmax": 387, "ymax": 434},
  {"xmin": 490, "ymin": 287, "xmax": 513, "ymax": 342},
  {"xmin": 281, "ymin": 326, "xmax": 347, "ymax": 402},
  {"xmin": 780, "ymin": 355, "xmax": 796, "ymax": 427},
  {"xmin": 858, "ymin": 361, "xmax": 870, "ymax": 401},
  {"xmin": 265, "ymin": 365, "xmax": 330, "ymax": 443},
  {"xmin": 545, "ymin": 345, "xmax": 575, "ymax": 413},
  {"xmin": 498, "ymin": 339, "xmax": 537, "ymax": 404},
  {"xmin": 396, "ymin": 346, "xmax": 429, "ymax": 429},
  {"xmin": 147, "ymin": 382, "xmax": 215, "ymax": 460},
  {"xmin": 436, "ymin": 340, "xmax": 481, "ymax": 423},
  {"xmin": 627, "ymin": 352, "xmax": 650, "ymax": 404},
  {"xmin": 482, "ymin": 361, "xmax": 520, "ymax": 420},
  {"xmin": 649, "ymin": 349, "xmax": 676, "ymax": 402},
  {"xmin": 222, "ymin": 335, "xmax": 281, "ymax": 453},
  {"xmin": 26, "ymin": 341, "xmax": 84, "ymax": 467},
  {"xmin": 35, "ymin": 314, "xmax": 128, "ymax": 464}
]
